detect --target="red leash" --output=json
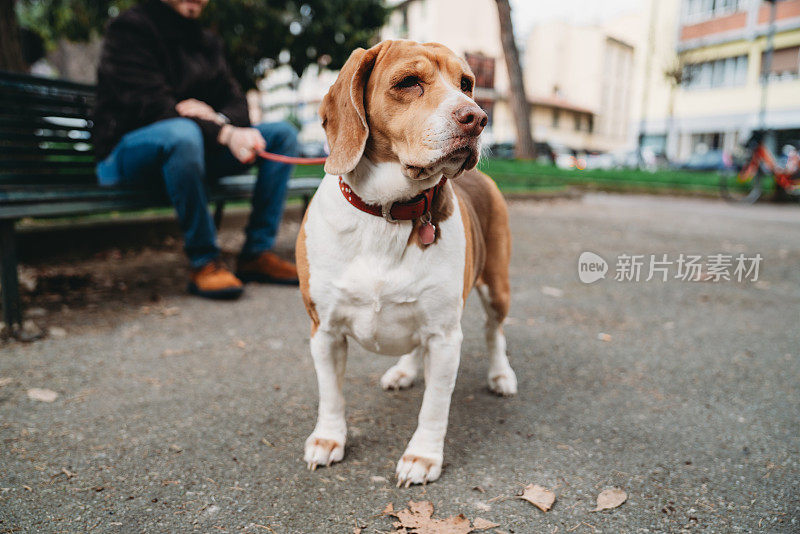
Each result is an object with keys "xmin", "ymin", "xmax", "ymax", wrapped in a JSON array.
[{"xmin": 257, "ymin": 149, "xmax": 327, "ymax": 165}]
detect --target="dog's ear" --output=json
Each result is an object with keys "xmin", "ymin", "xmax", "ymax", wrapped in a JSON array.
[{"xmin": 319, "ymin": 43, "xmax": 384, "ymax": 176}]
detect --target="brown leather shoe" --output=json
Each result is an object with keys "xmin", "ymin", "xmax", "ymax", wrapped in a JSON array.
[
  {"xmin": 188, "ymin": 260, "xmax": 244, "ymax": 300},
  {"xmin": 237, "ymin": 251, "xmax": 299, "ymax": 285}
]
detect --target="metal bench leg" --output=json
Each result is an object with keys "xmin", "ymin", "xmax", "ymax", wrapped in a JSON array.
[
  {"xmin": 213, "ymin": 201, "xmax": 225, "ymax": 230},
  {"xmin": 1, "ymin": 219, "xmax": 23, "ymax": 338},
  {"xmin": 302, "ymin": 194, "xmax": 311, "ymax": 214}
]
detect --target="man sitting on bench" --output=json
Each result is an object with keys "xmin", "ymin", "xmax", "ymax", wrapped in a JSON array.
[{"xmin": 93, "ymin": 0, "xmax": 299, "ymax": 300}]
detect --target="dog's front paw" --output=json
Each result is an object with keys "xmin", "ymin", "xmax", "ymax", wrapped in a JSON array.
[
  {"xmin": 395, "ymin": 452, "xmax": 443, "ymax": 487},
  {"xmin": 488, "ymin": 367, "xmax": 518, "ymax": 396},
  {"xmin": 304, "ymin": 433, "xmax": 345, "ymax": 470},
  {"xmin": 380, "ymin": 363, "xmax": 417, "ymax": 390}
]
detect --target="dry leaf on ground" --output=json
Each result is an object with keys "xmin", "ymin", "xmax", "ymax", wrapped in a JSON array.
[
  {"xmin": 472, "ymin": 517, "xmax": 499, "ymax": 530},
  {"xmin": 48, "ymin": 327, "xmax": 67, "ymax": 338},
  {"xmin": 27, "ymin": 388, "xmax": 58, "ymax": 402},
  {"xmin": 385, "ymin": 501, "xmax": 492, "ymax": 534},
  {"xmin": 592, "ymin": 488, "xmax": 627, "ymax": 512},
  {"xmin": 519, "ymin": 484, "xmax": 556, "ymax": 512},
  {"xmin": 541, "ymin": 286, "xmax": 564, "ymax": 298}
]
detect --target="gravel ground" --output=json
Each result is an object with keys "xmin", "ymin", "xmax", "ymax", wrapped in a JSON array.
[{"xmin": 1, "ymin": 193, "xmax": 798, "ymax": 533}]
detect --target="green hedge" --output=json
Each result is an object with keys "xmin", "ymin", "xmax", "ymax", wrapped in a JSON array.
[{"xmin": 478, "ymin": 159, "xmax": 723, "ymax": 194}]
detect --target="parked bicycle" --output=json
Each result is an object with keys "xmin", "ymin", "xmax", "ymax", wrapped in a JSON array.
[{"xmin": 720, "ymin": 131, "xmax": 800, "ymax": 204}]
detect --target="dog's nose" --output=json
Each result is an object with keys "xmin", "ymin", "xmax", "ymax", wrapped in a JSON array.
[{"xmin": 453, "ymin": 105, "xmax": 488, "ymax": 136}]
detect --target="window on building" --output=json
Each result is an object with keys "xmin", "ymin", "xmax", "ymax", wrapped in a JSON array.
[
  {"xmin": 465, "ymin": 53, "xmax": 496, "ymax": 90},
  {"xmin": 552, "ymin": 109, "xmax": 560, "ymax": 128},
  {"xmin": 587, "ymin": 115, "xmax": 594, "ymax": 133},
  {"xmin": 734, "ymin": 54, "xmax": 748, "ymax": 85},
  {"xmin": 684, "ymin": 0, "xmax": 741, "ymax": 23},
  {"xmin": 682, "ymin": 54, "xmax": 748, "ymax": 89},
  {"xmin": 761, "ymin": 46, "xmax": 800, "ymax": 81}
]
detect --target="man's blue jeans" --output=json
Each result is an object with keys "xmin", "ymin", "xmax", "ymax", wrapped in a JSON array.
[{"xmin": 96, "ymin": 118, "xmax": 299, "ymax": 268}]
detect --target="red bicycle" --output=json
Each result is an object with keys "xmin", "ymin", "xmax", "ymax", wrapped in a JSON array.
[{"xmin": 720, "ymin": 133, "xmax": 800, "ymax": 203}]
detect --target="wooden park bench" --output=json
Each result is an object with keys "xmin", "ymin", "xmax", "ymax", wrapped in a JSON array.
[{"xmin": 0, "ymin": 70, "xmax": 321, "ymax": 339}]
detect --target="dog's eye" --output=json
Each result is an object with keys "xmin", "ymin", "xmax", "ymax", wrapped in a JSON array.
[
  {"xmin": 394, "ymin": 75, "xmax": 423, "ymax": 95},
  {"xmin": 460, "ymin": 77, "xmax": 474, "ymax": 93}
]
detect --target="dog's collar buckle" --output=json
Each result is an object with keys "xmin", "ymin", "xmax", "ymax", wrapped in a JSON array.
[{"xmin": 381, "ymin": 204, "xmax": 398, "ymax": 223}]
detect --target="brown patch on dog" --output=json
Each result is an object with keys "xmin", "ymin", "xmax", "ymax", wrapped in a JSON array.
[
  {"xmin": 309, "ymin": 437, "xmax": 341, "ymax": 453},
  {"xmin": 456, "ymin": 194, "xmax": 478, "ymax": 302},
  {"xmin": 406, "ymin": 180, "xmax": 456, "ymax": 249},
  {"xmin": 453, "ymin": 169, "xmax": 511, "ymax": 319},
  {"xmin": 319, "ymin": 42, "xmax": 390, "ymax": 175},
  {"xmin": 295, "ymin": 206, "xmax": 319, "ymax": 336},
  {"xmin": 321, "ymin": 40, "xmax": 478, "ymax": 174},
  {"xmin": 400, "ymin": 454, "xmax": 438, "ymax": 472}
]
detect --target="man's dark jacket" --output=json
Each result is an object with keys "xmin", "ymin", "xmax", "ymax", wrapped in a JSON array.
[{"xmin": 93, "ymin": 0, "xmax": 250, "ymax": 159}]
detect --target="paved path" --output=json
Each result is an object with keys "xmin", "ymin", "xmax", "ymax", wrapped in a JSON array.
[{"xmin": 1, "ymin": 194, "xmax": 798, "ymax": 533}]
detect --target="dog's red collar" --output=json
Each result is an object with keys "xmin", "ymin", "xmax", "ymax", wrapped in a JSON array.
[{"xmin": 338, "ymin": 176, "xmax": 447, "ymax": 222}]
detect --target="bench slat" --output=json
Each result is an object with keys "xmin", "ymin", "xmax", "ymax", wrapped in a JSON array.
[
  {"xmin": 0, "ymin": 86, "xmax": 97, "ymax": 101},
  {"xmin": 0, "ymin": 160, "xmax": 96, "ymax": 171},
  {"xmin": 0, "ymin": 179, "xmax": 320, "ymax": 218},
  {"xmin": 0, "ymin": 146, "xmax": 94, "ymax": 157},
  {"xmin": 0, "ymin": 90, "xmax": 92, "ymax": 106},
  {"xmin": 0, "ymin": 173, "xmax": 98, "ymax": 184},
  {"xmin": 0, "ymin": 71, "xmax": 95, "ymax": 93},
  {"xmin": 0, "ymin": 117, "xmax": 93, "ymax": 132},
  {"xmin": 0, "ymin": 106, "xmax": 94, "ymax": 121},
  {"xmin": 0, "ymin": 132, "xmax": 92, "ymax": 144}
]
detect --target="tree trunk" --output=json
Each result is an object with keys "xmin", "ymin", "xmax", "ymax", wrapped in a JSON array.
[
  {"xmin": 495, "ymin": 0, "xmax": 535, "ymax": 159},
  {"xmin": 0, "ymin": 0, "xmax": 27, "ymax": 72}
]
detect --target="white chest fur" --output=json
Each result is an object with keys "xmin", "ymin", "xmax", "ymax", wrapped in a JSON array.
[{"xmin": 304, "ymin": 173, "xmax": 466, "ymax": 356}]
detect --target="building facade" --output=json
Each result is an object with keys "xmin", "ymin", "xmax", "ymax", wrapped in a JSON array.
[
  {"xmin": 382, "ymin": 0, "xmax": 642, "ymax": 153},
  {"xmin": 642, "ymin": 0, "xmax": 800, "ymax": 160},
  {"xmin": 260, "ymin": 0, "xmax": 642, "ymax": 152},
  {"xmin": 523, "ymin": 20, "xmax": 638, "ymax": 152}
]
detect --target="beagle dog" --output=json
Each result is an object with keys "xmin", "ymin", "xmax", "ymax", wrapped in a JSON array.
[{"xmin": 296, "ymin": 40, "xmax": 517, "ymax": 486}]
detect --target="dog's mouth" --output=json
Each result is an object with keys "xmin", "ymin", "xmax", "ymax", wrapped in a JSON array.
[{"xmin": 403, "ymin": 139, "xmax": 480, "ymax": 181}]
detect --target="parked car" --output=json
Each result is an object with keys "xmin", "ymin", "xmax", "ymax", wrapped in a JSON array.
[
  {"xmin": 534, "ymin": 141, "xmax": 556, "ymax": 164},
  {"xmin": 610, "ymin": 149, "xmax": 640, "ymax": 169},
  {"xmin": 487, "ymin": 141, "xmax": 559, "ymax": 162},
  {"xmin": 488, "ymin": 142, "xmax": 515, "ymax": 160},
  {"xmin": 547, "ymin": 143, "xmax": 575, "ymax": 169},
  {"xmin": 674, "ymin": 149, "xmax": 734, "ymax": 172},
  {"xmin": 299, "ymin": 140, "xmax": 327, "ymax": 159},
  {"xmin": 584, "ymin": 152, "xmax": 615, "ymax": 170}
]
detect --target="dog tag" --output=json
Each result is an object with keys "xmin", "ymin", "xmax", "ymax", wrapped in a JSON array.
[{"xmin": 418, "ymin": 221, "xmax": 436, "ymax": 245}]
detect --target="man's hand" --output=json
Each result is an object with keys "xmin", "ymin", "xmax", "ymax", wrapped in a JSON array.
[
  {"xmin": 176, "ymin": 98, "xmax": 218, "ymax": 123},
  {"xmin": 218, "ymin": 125, "xmax": 266, "ymax": 164}
]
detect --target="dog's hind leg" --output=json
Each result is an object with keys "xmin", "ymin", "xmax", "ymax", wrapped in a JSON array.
[
  {"xmin": 380, "ymin": 348, "xmax": 421, "ymax": 390},
  {"xmin": 476, "ymin": 282, "xmax": 517, "ymax": 396},
  {"xmin": 305, "ymin": 331, "xmax": 348, "ymax": 470}
]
